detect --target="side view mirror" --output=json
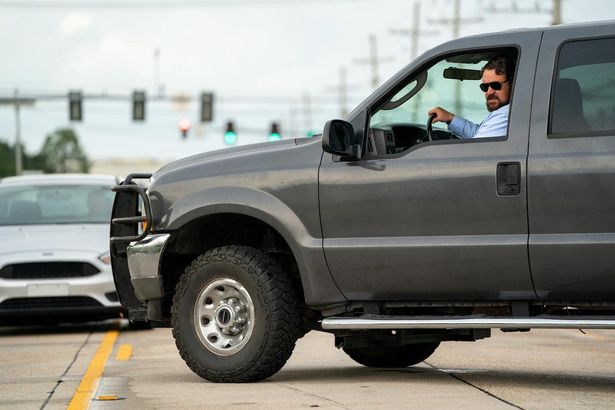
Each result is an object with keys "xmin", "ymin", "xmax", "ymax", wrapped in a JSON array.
[{"xmin": 322, "ymin": 119, "xmax": 361, "ymax": 160}]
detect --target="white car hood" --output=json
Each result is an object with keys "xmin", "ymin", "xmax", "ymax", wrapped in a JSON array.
[{"xmin": 0, "ymin": 224, "xmax": 109, "ymax": 257}]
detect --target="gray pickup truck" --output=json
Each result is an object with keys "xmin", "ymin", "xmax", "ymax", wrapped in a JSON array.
[{"xmin": 111, "ymin": 21, "xmax": 615, "ymax": 382}]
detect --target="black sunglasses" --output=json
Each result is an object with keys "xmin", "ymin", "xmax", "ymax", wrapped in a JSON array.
[{"xmin": 479, "ymin": 80, "xmax": 508, "ymax": 92}]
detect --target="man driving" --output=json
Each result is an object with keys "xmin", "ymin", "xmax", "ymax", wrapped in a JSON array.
[{"xmin": 428, "ymin": 56, "xmax": 515, "ymax": 138}]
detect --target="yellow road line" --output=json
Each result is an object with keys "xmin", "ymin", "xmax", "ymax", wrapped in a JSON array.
[
  {"xmin": 67, "ymin": 330, "xmax": 119, "ymax": 410},
  {"xmin": 116, "ymin": 344, "xmax": 133, "ymax": 361}
]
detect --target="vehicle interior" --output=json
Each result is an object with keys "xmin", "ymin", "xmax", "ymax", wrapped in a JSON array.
[
  {"xmin": 365, "ymin": 49, "xmax": 518, "ymax": 157},
  {"xmin": 0, "ymin": 185, "xmax": 114, "ymax": 225}
]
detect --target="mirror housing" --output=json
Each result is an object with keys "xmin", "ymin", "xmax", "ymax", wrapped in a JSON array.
[
  {"xmin": 443, "ymin": 67, "xmax": 482, "ymax": 81},
  {"xmin": 322, "ymin": 119, "xmax": 361, "ymax": 160}
]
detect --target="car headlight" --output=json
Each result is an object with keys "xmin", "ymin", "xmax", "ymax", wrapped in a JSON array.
[{"xmin": 98, "ymin": 251, "xmax": 111, "ymax": 265}]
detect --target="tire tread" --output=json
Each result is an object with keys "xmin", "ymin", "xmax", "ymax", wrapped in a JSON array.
[{"xmin": 171, "ymin": 246, "xmax": 301, "ymax": 382}]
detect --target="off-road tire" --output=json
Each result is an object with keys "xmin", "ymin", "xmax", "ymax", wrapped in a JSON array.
[
  {"xmin": 343, "ymin": 342, "xmax": 440, "ymax": 368},
  {"xmin": 172, "ymin": 246, "xmax": 301, "ymax": 382}
]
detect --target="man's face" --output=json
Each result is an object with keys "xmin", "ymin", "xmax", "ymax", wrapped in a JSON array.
[{"xmin": 481, "ymin": 69, "xmax": 511, "ymax": 112}]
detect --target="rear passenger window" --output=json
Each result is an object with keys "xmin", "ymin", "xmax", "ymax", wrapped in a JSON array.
[{"xmin": 550, "ymin": 37, "xmax": 615, "ymax": 136}]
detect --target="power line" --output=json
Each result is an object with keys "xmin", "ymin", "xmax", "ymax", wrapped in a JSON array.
[
  {"xmin": 0, "ymin": 0, "xmax": 377, "ymax": 8},
  {"xmin": 354, "ymin": 34, "xmax": 396, "ymax": 90},
  {"xmin": 338, "ymin": 67, "xmax": 348, "ymax": 117},
  {"xmin": 486, "ymin": 0, "xmax": 563, "ymax": 25},
  {"xmin": 428, "ymin": 0, "xmax": 483, "ymax": 116},
  {"xmin": 0, "ymin": 90, "xmax": 361, "ymax": 105},
  {"xmin": 389, "ymin": 1, "xmax": 439, "ymax": 61}
]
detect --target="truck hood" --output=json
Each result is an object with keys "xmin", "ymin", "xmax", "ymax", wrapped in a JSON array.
[
  {"xmin": 0, "ymin": 224, "xmax": 109, "ymax": 257},
  {"xmin": 144, "ymin": 136, "xmax": 324, "ymax": 231},
  {"xmin": 154, "ymin": 138, "xmax": 303, "ymax": 177}
]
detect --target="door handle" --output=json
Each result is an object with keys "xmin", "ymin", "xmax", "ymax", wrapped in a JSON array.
[{"xmin": 496, "ymin": 162, "xmax": 521, "ymax": 196}]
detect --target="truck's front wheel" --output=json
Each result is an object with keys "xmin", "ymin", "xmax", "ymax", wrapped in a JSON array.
[{"xmin": 172, "ymin": 246, "xmax": 301, "ymax": 382}]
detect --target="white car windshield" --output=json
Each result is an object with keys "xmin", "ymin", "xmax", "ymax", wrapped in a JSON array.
[{"xmin": 0, "ymin": 184, "xmax": 114, "ymax": 225}]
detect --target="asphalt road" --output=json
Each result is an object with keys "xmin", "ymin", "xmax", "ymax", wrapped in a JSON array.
[{"xmin": 1, "ymin": 321, "xmax": 614, "ymax": 409}]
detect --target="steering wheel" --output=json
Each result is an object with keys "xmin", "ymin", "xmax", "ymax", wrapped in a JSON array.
[{"xmin": 426, "ymin": 113, "xmax": 436, "ymax": 142}]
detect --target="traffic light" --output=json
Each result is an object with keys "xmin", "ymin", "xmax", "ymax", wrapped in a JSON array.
[
  {"xmin": 132, "ymin": 90, "xmax": 146, "ymax": 121},
  {"xmin": 268, "ymin": 122, "xmax": 281, "ymax": 141},
  {"xmin": 179, "ymin": 118, "xmax": 191, "ymax": 139},
  {"xmin": 68, "ymin": 90, "xmax": 82, "ymax": 121},
  {"xmin": 224, "ymin": 121, "xmax": 237, "ymax": 145},
  {"xmin": 200, "ymin": 92, "xmax": 214, "ymax": 123}
]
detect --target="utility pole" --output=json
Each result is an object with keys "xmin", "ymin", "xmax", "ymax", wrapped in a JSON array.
[
  {"xmin": 303, "ymin": 91, "xmax": 312, "ymax": 136},
  {"xmin": 325, "ymin": 65, "xmax": 361, "ymax": 119},
  {"xmin": 354, "ymin": 34, "xmax": 395, "ymax": 91},
  {"xmin": 289, "ymin": 107, "xmax": 298, "ymax": 139},
  {"xmin": 390, "ymin": 1, "xmax": 439, "ymax": 122},
  {"xmin": 390, "ymin": 2, "xmax": 438, "ymax": 61},
  {"xmin": 430, "ymin": 0, "xmax": 482, "ymax": 41},
  {"xmin": 552, "ymin": 0, "xmax": 562, "ymax": 25},
  {"xmin": 14, "ymin": 89, "xmax": 22, "ymax": 176},
  {"xmin": 429, "ymin": 0, "xmax": 482, "ymax": 116},
  {"xmin": 339, "ymin": 66, "xmax": 348, "ymax": 118},
  {"xmin": 486, "ymin": 0, "xmax": 562, "ymax": 26},
  {"xmin": 0, "ymin": 89, "xmax": 35, "ymax": 176},
  {"xmin": 154, "ymin": 47, "xmax": 165, "ymax": 97},
  {"xmin": 368, "ymin": 34, "xmax": 379, "ymax": 89},
  {"xmin": 367, "ymin": 34, "xmax": 379, "ymax": 89}
]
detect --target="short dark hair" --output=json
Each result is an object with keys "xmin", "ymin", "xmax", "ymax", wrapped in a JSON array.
[{"xmin": 482, "ymin": 56, "xmax": 516, "ymax": 81}]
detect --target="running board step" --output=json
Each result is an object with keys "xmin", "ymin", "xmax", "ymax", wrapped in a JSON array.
[{"xmin": 321, "ymin": 315, "xmax": 615, "ymax": 330}]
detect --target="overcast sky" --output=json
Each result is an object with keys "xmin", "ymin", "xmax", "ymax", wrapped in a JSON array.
[{"xmin": 1, "ymin": 0, "xmax": 614, "ymax": 163}]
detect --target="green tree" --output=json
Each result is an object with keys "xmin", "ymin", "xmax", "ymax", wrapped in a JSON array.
[
  {"xmin": 24, "ymin": 149, "xmax": 47, "ymax": 172},
  {"xmin": 0, "ymin": 138, "xmax": 49, "ymax": 177},
  {"xmin": 39, "ymin": 128, "xmax": 90, "ymax": 173}
]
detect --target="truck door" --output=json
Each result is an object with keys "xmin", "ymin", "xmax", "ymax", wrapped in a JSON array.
[
  {"xmin": 319, "ymin": 32, "xmax": 541, "ymax": 301},
  {"xmin": 528, "ymin": 25, "xmax": 615, "ymax": 300}
]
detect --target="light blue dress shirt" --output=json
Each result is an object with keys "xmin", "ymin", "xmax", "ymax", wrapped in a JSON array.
[{"xmin": 447, "ymin": 104, "xmax": 509, "ymax": 139}]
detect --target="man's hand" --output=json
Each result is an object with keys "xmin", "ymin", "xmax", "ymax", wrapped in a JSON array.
[{"xmin": 427, "ymin": 107, "xmax": 454, "ymax": 124}]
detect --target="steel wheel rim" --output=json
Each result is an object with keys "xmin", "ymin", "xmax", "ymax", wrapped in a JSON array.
[{"xmin": 193, "ymin": 277, "xmax": 255, "ymax": 356}]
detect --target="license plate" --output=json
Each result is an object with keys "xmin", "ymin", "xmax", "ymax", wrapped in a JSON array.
[{"xmin": 27, "ymin": 283, "xmax": 69, "ymax": 297}]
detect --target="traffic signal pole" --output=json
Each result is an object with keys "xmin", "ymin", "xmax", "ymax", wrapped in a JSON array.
[
  {"xmin": 0, "ymin": 88, "xmax": 35, "ymax": 176},
  {"xmin": 14, "ymin": 89, "xmax": 22, "ymax": 175}
]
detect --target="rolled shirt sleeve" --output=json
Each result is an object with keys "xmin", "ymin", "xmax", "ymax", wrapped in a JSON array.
[
  {"xmin": 448, "ymin": 115, "xmax": 480, "ymax": 139},
  {"xmin": 447, "ymin": 104, "xmax": 510, "ymax": 139}
]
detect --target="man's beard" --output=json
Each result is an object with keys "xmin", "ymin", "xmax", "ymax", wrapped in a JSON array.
[{"xmin": 486, "ymin": 96, "xmax": 506, "ymax": 112}]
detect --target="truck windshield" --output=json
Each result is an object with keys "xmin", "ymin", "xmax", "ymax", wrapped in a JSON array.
[{"xmin": 0, "ymin": 184, "xmax": 114, "ymax": 226}]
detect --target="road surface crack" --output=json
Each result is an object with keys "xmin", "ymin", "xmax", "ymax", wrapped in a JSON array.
[
  {"xmin": 424, "ymin": 361, "xmax": 525, "ymax": 410},
  {"xmin": 40, "ymin": 332, "xmax": 92, "ymax": 410},
  {"xmin": 282, "ymin": 384, "xmax": 352, "ymax": 409}
]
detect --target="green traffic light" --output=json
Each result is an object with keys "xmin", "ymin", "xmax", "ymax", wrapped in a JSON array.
[
  {"xmin": 224, "ymin": 131, "xmax": 237, "ymax": 145},
  {"xmin": 268, "ymin": 133, "xmax": 281, "ymax": 141}
]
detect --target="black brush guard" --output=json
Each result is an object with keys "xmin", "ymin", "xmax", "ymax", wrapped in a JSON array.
[{"xmin": 109, "ymin": 173, "xmax": 153, "ymax": 319}]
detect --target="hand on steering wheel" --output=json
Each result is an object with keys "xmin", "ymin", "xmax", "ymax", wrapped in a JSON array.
[{"xmin": 426, "ymin": 113, "xmax": 436, "ymax": 142}]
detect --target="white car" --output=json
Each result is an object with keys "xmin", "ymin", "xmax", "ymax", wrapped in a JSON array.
[{"xmin": 0, "ymin": 174, "xmax": 123, "ymax": 324}]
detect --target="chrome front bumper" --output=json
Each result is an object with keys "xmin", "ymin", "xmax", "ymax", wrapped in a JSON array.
[{"xmin": 126, "ymin": 233, "xmax": 170, "ymax": 302}]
